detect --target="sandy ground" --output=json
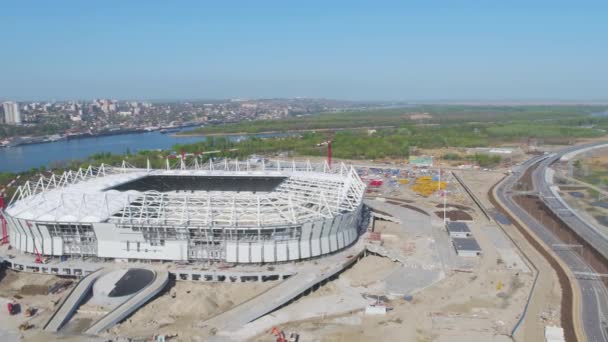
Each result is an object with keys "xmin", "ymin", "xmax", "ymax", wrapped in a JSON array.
[
  {"xmin": 249, "ymin": 169, "xmax": 553, "ymax": 342},
  {"xmin": 258, "ymin": 266, "xmax": 533, "ymax": 342},
  {"xmin": 0, "ymin": 269, "xmax": 96, "ymax": 342},
  {"xmin": 341, "ymin": 255, "xmax": 400, "ymax": 288},
  {"xmin": 108, "ymin": 280, "xmax": 276, "ymax": 340}
]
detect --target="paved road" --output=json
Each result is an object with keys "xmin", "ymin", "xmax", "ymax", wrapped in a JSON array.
[
  {"xmin": 533, "ymin": 144, "xmax": 608, "ymax": 260},
  {"xmin": 200, "ymin": 239, "xmax": 367, "ymax": 334},
  {"xmin": 497, "ymin": 144, "xmax": 608, "ymax": 342},
  {"xmin": 44, "ymin": 269, "xmax": 107, "ymax": 332},
  {"xmin": 85, "ymin": 269, "xmax": 169, "ymax": 335}
]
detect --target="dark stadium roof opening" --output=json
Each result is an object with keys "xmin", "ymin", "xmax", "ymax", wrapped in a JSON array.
[{"xmin": 108, "ymin": 175, "xmax": 287, "ymax": 193}]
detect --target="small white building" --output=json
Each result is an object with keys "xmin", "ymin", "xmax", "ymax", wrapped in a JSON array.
[
  {"xmin": 545, "ymin": 325, "xmax": 565, "ymax": 342},
  {"xmin": 446, "ymin": 221, "xmax": 472, "ymax": 238},
  {"xmin": 489, "ymin": 148, "xmax": 514, "ymax": 154}
]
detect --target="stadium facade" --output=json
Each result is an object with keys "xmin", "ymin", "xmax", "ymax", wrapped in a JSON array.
[{"xmin": 4, "ymin": 160, "xmax": 366, "ymax": 263}]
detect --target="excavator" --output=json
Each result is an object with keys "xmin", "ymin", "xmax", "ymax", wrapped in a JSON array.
[{"xmin": 271, "ymin": 327, "xmax": 299, "ymax": 342}]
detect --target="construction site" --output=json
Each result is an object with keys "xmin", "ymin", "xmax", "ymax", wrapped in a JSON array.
[{"xmin": 0, "ymin": 143, "xmax": 574, "ymax": 342}]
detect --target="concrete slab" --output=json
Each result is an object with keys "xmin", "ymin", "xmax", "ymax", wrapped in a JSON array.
[{"xmin": 483, "ymin": 225, "xmax": 530, "ymax": 273}]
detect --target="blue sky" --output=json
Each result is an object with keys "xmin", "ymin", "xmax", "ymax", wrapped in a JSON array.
[{"xmin": 1, "ymin": 0, "xmax": 607, "ymax": 101}]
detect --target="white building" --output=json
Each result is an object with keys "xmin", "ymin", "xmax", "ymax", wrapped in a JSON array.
[{"xmin": 3, "ymin": 101, "xmax": 22, "ymax": 125}]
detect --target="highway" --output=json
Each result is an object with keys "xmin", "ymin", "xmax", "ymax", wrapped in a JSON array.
[
  {"xmin": 533, "ymin": 143, "xmax": 608, "ymax": 260},
  {"xmin": 497, "ymin": 143, "xmax": 608, "ymax": 342}
]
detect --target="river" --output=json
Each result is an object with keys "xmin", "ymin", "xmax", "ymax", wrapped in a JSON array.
[{"xmin": 0, "ymin": 129, "xmax": 288, "ymax": 173}]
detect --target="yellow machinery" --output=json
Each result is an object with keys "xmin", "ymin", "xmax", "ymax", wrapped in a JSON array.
[{"xmin": 411, "ymin": 176, "xmax": 446, "ymax": 196}]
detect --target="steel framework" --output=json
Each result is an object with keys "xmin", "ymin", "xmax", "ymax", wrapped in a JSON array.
[{"xmin": 6, "ymin": 159, "xmax": 365, "ymax": 228}]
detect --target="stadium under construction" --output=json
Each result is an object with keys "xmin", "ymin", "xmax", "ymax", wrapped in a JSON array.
[{"xmin": 1, "ymin": 159, "xmax": 366, "ymax": 264}]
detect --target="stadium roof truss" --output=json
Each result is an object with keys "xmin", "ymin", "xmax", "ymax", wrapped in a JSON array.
[{"xmin": 7, "ymin": 160, "xmax": 366, "ymax": 228}]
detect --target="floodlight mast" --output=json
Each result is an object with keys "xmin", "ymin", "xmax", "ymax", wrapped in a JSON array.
[{"xmin": 0, "ymin": 194, "xmax": 8, "ymax": 245}]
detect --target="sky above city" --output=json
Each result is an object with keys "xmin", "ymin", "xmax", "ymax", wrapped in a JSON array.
[{"xmin": 1, "ymin": 0, "xmax": 607, "ymax": 101}]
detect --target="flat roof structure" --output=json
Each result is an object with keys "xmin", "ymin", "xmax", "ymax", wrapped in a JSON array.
[
  {"xmin": 452, "ymin": 237, "xmax": 482, "ymax": 257},
  {"xmin": 446, "ymin": 221, "xmax": 471, "ymax": 233}
]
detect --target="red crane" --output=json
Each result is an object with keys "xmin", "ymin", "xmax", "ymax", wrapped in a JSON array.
[
  {"xmin": 327, "ymin": 137, "xmax": 332, "ymax": 170},
  {"xmin": 317, "ymin": 135, "xmax": 333, "ymax": 170},
  {"xmin": 0, "ymin": 194, "xmax": 8, "ymax": 245}
]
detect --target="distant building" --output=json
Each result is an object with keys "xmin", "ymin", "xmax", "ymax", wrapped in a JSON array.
[
  {"xmin": 409, "ymin": 155, "xmax": 434, "ymax": 167},
  {"xmin": 2, "ymin": 101, "xmax": 21, "ymax": 125},
  {"xmin": 488, "ymin": 148, "xmax": 514, "ymax": 155}
]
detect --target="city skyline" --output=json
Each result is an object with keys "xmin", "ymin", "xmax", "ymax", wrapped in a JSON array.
[{"xmin": 1, "ymin": 0, "xmax": 607, "ymax": 101}]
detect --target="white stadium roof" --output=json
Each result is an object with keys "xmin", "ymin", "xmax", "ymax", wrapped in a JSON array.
[{"xmin": 6, "ymin": 160, "xmax": 366, "ymax": 228}]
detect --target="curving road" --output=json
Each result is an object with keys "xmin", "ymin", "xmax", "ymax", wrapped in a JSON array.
[
  {"xmin": 85, "ymin": 269, "xmax": 169, "ymax": 335},
  {"xmin": 497, "ymin": 142, "xmax": 608, "ymax": 342},
  {"xmin": 44, "ymin": 269, "xmax": 107, "ymax": 332},
  {"xmin": 534, "ymin": 143, "xmax": 608, "ymax": 260}
]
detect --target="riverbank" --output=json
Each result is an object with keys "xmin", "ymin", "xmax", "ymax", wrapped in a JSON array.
[{"xmin": 174, "ymin": 125, "xmax": 397, "ymax": 137}]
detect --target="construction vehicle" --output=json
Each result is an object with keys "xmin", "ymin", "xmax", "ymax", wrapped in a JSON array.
[
  {"xmin": 7, "ymin": 301, "xmax": 19, "ymax": 315},
  {"xmin": 18, "ymin": 321, "xmax": 33, "ymax": 331},
  {"xmin": 271, "ymin": 327, "xmax": 299, "ymax": 342},
  {"xmin": 271, "ymin": 327, "xmax": 286, "ymax": 342},
  {"xmin": 24, "ymin": 306, "xmax": 37, "ymax": 317}
]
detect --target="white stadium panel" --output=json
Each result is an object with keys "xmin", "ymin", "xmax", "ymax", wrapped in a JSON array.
[
  {"xmin": 37, "ymin": 225, "xmax": 53, "ymax": 255},
  {"xmin": 321, "ymin": 217, "xmax": 333, "ymax": 237},
  {"xmin": 310, "ymin": 238, "xmax": 321, "ymax": 257},
  {"xmin": 276, "ymin": 242, "xmax": 288, "ymax": 262},
  {"xmin": 310, "ymin": 220, "xmax": 324, "ymax": 239},
  {"xmin": 238, "ymin": 242, "xmax": 251, "ymax": 263},
  {"xmin": 300, "ymin": 222, "xmax": 313, "ymax": 241},
  {"xmin": 320, "ymin": 236, "xmax": 330, "ymax": 254},
  {"xmin": 299, "ymin": 222, "xmax": 313, "ymax": 258},
  {"xmin": 299, "ymin": 240, "xmax": 311, "ymax": 259},
  {"xmin": 347, "ymin": 228, "xmax": 357, "ymax": 245},
  {"xmin": 310, "ymin": 220, "xmax": 324, "ymax": 256},
  {"xmin": 41, "ymin": 237, "xmax": 53, "ymax": 256},
  {"xmin": 339, "ymin": 213, "xmax": 352, "ymax": 232},
  {"xmin": 287, "ymin": 241, "xmax": 299, "ymax": 260},
  {"xmin": 329, "ymin": 215, "xmax": 341, "ymax": 236},
  {"xmin": 12, "ymin": 219, "xmax": 28, "ymax": 253},
  {"xmin": 329, "ymin": 232, "xmax": 338, "ymax": 252},
  {"xmin": 52, "ymin": 237, "xmax": 63, "ymax": 256},
  {"xmin": 226, "ymin": 242, "xmax": 238, "ymax": 263},
  {"xmin": 97, "ymin": 240, "xmax": 123, "ymax": 259},
  {"xmin": 263, "ymin": 241, "xmax": 276, "ymax": 263},
  {"xmin": 5, "ymin": 216, "xmax": 22, "ymax": 252},
  {"xmin": 337, "ymin": 230, "xmax": 345, "ymax": 249},
  {"xmin": 250, "ymin": 244, "xmax": 262, "ymax": 263}
]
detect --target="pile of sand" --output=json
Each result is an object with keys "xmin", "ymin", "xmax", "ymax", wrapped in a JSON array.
[
  {"xmin": 0, "ymin": 270, "xmax": 60, "ymax": 296},
  {"xmin": 111, "ymin": 281, "xmax": 275, "ymax": 338}
]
